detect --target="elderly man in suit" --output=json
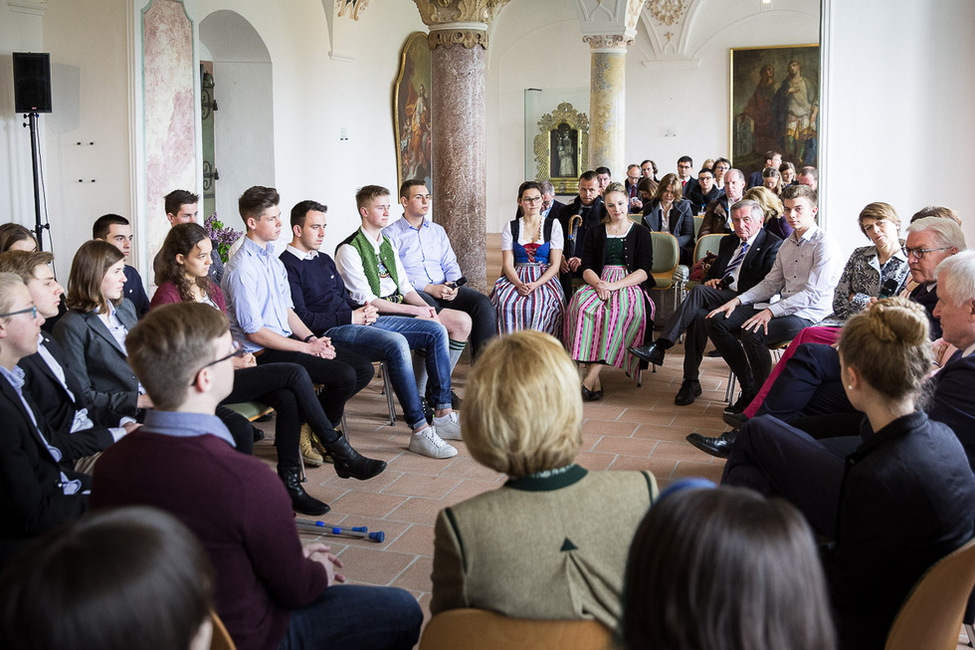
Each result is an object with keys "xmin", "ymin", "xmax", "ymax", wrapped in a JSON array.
[{"xmin": 629, "ymin": 199, "xmax": 782, "ymax": 405}]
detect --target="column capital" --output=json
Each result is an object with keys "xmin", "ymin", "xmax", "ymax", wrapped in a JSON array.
[
  {"xmin": 573, "ymin": 0, "xmax": 647, "ymax": 46},
  {"xmin": 412, "ymin": 0, "xmax": 511, "ymax": 49},
  {"xmin": 583, "ymin": 34, "xmax": 632, "ymax": 52}
]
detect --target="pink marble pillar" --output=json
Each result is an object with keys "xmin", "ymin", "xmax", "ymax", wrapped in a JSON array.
[
  {"xmin": 412, "ymin": 0, "xmax": 510, "ymax": 292},
  {"xmin": 430, "ymin": 42, "xmax": 487, "ymax": 290}
]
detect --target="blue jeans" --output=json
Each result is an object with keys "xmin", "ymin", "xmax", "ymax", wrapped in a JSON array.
[
  {"xmin": 328, "ymin": 316, "xmax": 451, "ymax": 429},
  {"xmin": 279, "ymin": 584, "xmax": 422, "ymax": 650}
]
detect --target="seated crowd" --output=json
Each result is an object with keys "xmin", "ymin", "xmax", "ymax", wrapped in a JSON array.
[{"xmin": 0, "ymin": 150, "xmax": 971, "ymax": 650}]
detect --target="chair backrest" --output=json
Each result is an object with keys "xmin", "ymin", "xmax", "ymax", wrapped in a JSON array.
[
  {"xmin": 650, "ymin": 231, "xmax": 679, "ymax": 275},
  {"xmin": 694, "ymin": 233, "xmax": 728, "ymax": 265},
  {"xmin": 420, "ymin": 609, "xmax": 612, "ymax": 650},
  {"xmin": 693, "ymin": 215, "xmax": 704, "ymax": 238},
  {"xmin": 210, "ymin": 611, "xmax": 236, "ymax": 650},
  {"xmin": 885, "ymin": 538, "xmax": 975, "ymax": 650}
]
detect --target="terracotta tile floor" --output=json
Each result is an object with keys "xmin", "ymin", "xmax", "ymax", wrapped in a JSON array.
[{"xmin": 251, "ymin": 343, "xmax": 734, "ymax": 628}]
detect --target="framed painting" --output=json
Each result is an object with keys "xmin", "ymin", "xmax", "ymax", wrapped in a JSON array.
[
  {"xmin": 730, "ymin": 44, "xmax": 819, "ymax": 174},
  {"xmin": 532, "ymin": 101, "xmax": 590, "ymax": 195},
  {"xmin": 394, "ymin": 32, "xmax": 433, "ymax": 194}
]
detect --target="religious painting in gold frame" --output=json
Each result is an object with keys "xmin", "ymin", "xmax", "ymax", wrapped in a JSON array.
[
  {"xmin": 730, "ymin": 44, "xmax": 819, "ymax": 177},
  {"xmin": 394, "ymin": 32, "xmax": 433, "ymax": 193},
  {"xmin": 533, "ymin": 102, "xmax": 589, "ymax": 195}
]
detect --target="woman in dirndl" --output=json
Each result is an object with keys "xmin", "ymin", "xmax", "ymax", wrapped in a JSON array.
[
  {"xmin": 566, "ymin": 182, "xmax": 655, "ymax": 401},
  {"xmin": 491, "ymin": 181, "xmax": 565, "ymax": 336}
]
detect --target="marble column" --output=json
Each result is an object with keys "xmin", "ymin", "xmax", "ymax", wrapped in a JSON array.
[
  {"xmin": 413, "ymin": 1, "xmax": 510, "ymax": 292},
  {"xmin": 585, "ymin": 35, "xmax": 629, "ymax": 178}
]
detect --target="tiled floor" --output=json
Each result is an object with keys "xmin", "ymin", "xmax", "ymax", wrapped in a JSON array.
[{"xmin": 252, "ymin": 343, "xmax": 734, "ymax": 626}]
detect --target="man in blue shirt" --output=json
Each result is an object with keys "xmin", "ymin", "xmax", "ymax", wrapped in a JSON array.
[
  {"xmin": 221, "ymin": 186, "xmax": 385, "ymax": 481},
  {"xmin": 384, "ymin": 180, "xmax": 495, "ymax": 361},
  {"xmin": 281, "ymin": 199, "xmax": 461, "ymax": 459}
]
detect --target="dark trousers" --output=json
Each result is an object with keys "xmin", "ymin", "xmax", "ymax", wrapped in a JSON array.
[
  {"xmin": 704, "ymin": 305, "xmax": 812, "ymax": 389},
  {"xmin": 418, "ymin": 285, "xmax": 497, "ymax": 360},
  {"xmin": 215, "ymin": 405, "xmax": 253, "ymax": 455},
  {"xmin": 256, "ymin": 346, "xmax": 374, "ymax": 426},
  {"xmin": 755, "ymin": 343, "xmax": 854, "ymax": 422},
  {"xmin": 722, "ymin": 415, "xmax": 847, "ymax": 536},
  {"xmin": 225, "ymin": 362, "xmax": 342, "ymax": 469},
  {"xmin": 657, "ymin": 284, "xmax": 736, "ymax": 381}
]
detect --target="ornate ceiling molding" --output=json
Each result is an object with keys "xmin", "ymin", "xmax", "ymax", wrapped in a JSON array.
[
  {"xmin": 647, "ymin": 0, "xmax": 686, "ymax": 26},
  {"xmin": 336, "ymin": 0, "xmax": 368, "ymax": 21}
]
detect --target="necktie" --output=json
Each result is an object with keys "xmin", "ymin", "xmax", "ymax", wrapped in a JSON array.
[{"xmin": 723, "ymin": 242, "xmax": 750, "ymax": 285}]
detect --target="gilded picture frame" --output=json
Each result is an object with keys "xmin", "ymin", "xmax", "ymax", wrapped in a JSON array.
[
  {"xmin": 730, "ymin": 44, "xmax": 820, "ymax": 175},
  {"xmin": 533, "ymin": 102, "xmax": 590, "ymax": 195},
  {"xmin": 394, "ymin": 32, "xmax": 433, "ymax": 193}
]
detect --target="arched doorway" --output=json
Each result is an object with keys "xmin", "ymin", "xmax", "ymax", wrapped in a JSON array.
[{"xmin": 199, "ymin": 10, "xmax": 274, "ymax": 224}]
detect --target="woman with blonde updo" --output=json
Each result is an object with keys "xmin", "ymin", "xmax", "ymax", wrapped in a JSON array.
[
  {"xmin": 430, "ymin": 331, "xmax": 657, "ymax": 628},
  {"xmin": 723, "ymin": 297, "xmax": 975, "ymax": 650},
  {"xmin": 743, "ymin": 186, "xmax": 791, "ymax": 239}
]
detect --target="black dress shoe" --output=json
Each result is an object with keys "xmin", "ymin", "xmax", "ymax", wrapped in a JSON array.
[
  {"xmin": 723, "ymin": 410, "xmax": 748, "ymax": 429},
  {"xmin": 581, "ymin": 385, "xmax": 597, "ymax": 402},
  {"xmin": 685, "ymin": 430, "xmax": 739, "ymax": 459},
  {"xmin": 723, "ymin": 389, "xmax": 757, "ymax": 416},
  {"xmin": 252, "ymin": 425, "xmax": 266, "ymax": 443},
  {"xmin": 628, "ymin": 341, "xmax": 666, "ymax": 366},
  {"xmin": 278, "ymin": 466, "xmax": 331, "ymax": 515},
  {"xmin": 674, "ymin": 379, "xmax": 703, "ymax": 406}
]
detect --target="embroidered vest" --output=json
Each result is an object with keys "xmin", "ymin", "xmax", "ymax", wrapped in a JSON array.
[{"xmin": 341, "ymin": 229, "xmax": 403, "ymax": 303}]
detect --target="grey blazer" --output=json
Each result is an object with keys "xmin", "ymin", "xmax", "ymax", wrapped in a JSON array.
[{"xmin": 52, "ymin": 300, "xmax": 140, "ymax": 424}]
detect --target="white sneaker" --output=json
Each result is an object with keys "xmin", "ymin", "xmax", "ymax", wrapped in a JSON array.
[
  {"xmin": 409, "ymin": 427, "xmax": 458, "ymax": 459},
  {"xmin": 433, "ymin": 412, "xmax": 462, "ymax": 441}
]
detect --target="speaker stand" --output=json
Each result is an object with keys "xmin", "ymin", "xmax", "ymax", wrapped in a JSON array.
[{"xmin": 25, "ymin": 111, "xmax": 48, "ymax": 251}]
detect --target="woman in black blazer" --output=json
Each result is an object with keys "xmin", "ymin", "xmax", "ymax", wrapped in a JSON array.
[{"xmin": 641, "ymin": 173, "xmax": 694, "ymax": 265}]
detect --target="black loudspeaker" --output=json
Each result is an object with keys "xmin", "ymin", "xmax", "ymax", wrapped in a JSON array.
[{"xmin": 12, "ymin": 52, "xmax": 52, "ymax": 114}]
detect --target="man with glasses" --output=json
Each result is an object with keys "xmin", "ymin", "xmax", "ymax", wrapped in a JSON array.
[
  {"xmin": 539, "ymin": 180, "xmax": 565, "ymax": 219},
  {"xmin": 91, "ymin": 302, "xmax": 423, "ymax": 650},
  {"xmin": 686, "ymin": 167, "xmax": 724, "ymax": 215},
  {"xmin": 676, "ymin": 155, "xmax": 697, "ymax": 195},
  {"xmin": 624, "ymin": 164, "xmax": 644, "ymax": 213},
  {"xmin": 0, "ymin": 272, "xmax": 89, "ymax": 562}
]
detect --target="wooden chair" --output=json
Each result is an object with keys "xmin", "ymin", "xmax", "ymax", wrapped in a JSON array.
[
  {"xmin": 209, "ymin": 611, "xmax": 236, "ymax": 650},
  {"xmin": 419, "ymin": 608, "xmax": 612, "ymax": 650},
  {"xmin": 886, "ymin": 538, "xmax": 975, "ymax": 650}
]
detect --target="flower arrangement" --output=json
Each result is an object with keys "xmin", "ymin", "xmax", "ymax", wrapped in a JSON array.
[{"xmin": 204, "ymin": 212, "xmax": 243, "ymax": 263}]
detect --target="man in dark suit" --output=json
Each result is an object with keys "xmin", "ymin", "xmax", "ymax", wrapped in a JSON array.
[
  {"xmin": 0, "ymin": 251, "xmax": 136, "ymax": 471},
  {"xmin": 555, "ymin": 170, "xmax": 604, "ymax": 298},
  {"xmin": 0, "ymin": 272, "xmax": 89, "ymax": 562},
  {"xmin": 540, "ymin": 180, "xmax": 565, "ymax": 219},
  {"xmin": 629, "ymin": 200, "xmax": 782, "ymax": 405}
]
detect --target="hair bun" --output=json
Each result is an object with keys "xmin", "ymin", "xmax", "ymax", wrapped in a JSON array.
[{"xmin": 868, "ymin": 298, "xmax": 929, "ymax": 346}]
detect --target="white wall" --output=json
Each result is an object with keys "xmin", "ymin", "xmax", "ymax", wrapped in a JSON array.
[
  {"xmin": 1, "ymin": 0, "xmax": 133, "ymax": 275},
  {"xmin": 190, "ymin": 0, "xmax": 427, "ymax": 253},
  {"xmin": 486, "ymin": 0, "xmax": 819, "ymax": 232},
  {"xmin": 0, "ymin": 3, "xmax": 44, "ymax": 233},
  {"xmin": 821, "ymin": 0, "xmax": 975, "ymax": 255}
]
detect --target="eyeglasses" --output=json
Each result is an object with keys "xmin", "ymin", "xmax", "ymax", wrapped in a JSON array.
[
  {"xmin": 0, "ymin": 305, "xmax": 37, "ymax": 319},
  {"xmin": 189, "ymin": 340, "xmax": 246, "ymax": 385},
  {"xmin": 905, "ymin": 246, "xmax": 951, "ymax": 260},
  {"xmin": 522, "ymin": 196, "xmax": 543, "ymax": 204}
]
